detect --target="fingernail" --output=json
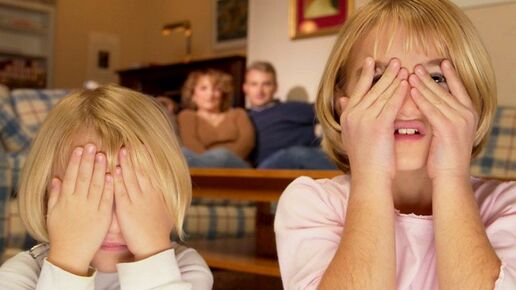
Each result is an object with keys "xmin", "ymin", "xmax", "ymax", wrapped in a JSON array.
[
  {"xmin": 365, "ymin": 57, "xmax": 374, "ymax": 67},
  {"xmin": 105, "ymin": 174, "xmax": 112, "ymax": 183},
  {"xmin": 408, "ymin": 74, "xmax": 418, "ymax": 84},
  {"xmin": 86, "ymin": 144, "xmax": 96, "ymax": 154},
  {"xmin": 390, "ymin": 58, "xmax": 400, "ymax": 68},
  {"xmin": 74, "ymin": 147, "xmax": 83, "ymax": 156},
  {"xmin": 443, "ymin": 60, "xmax": 452, "ymax": 69},
  {"xmin": 51, "ymin": 178, "xmax": 59, "ymax": 188},
  {"xmin": 95, "ymin": 153, "xmax": 104, "ymax": 163},
  {"xmin": 121, "ymin": 147, "xmax": 127, "ymax": 157},
  {"xmin": 115, "ymin": 166, "xmax": 122, "ymax": 175},
  {"xmin": 415, "ymin": 66, "xmax": 425, "ymax": 75}
]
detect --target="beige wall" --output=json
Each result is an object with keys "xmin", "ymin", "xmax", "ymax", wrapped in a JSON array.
[
  {"xmin": 53, "ymin": 0, "xmax": 145, "ymax": 88},
  {"xmin": 139, "ymin": 0, "xmax": 246, "ymax": 65},
  {"xmin": 52, "ymin": 0, "xmax": 245, "ymax": 89},
  {"xmin": 465, "ymin": 4, "xmax": 516, "ymax": 106},
  {"xmin": 248, "ymin": 0, "xmax": 516, "ymax": 106}
]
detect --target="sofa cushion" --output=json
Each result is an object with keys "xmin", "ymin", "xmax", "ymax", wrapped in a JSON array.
[
  {"xmin": 0, "ymin": 85, "xmax": 32, "ymax": 152},
  {"xmin": 471, "ymin": 106, "xmax": 516, "ymax": 179},
  {"xmin": 0, "ymin": 197, "xmax": 36, "ymax": 263},
  {"xmin": 184, "ymin": 199, "xmax": 256, "ymax": 240}
]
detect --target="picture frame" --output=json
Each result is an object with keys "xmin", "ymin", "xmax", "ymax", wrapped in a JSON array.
[
  {"xmin": 213, "ymin": 0, "xmax": 248, "ymax": 50},
  {"xmin": 290, "ymin": 0, "xmax": 353, "ymax": 39}
]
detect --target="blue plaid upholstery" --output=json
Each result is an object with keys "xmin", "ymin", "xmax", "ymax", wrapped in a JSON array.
[
  {"xmin": 10, "ymin": 89, "xmax": 69, "ymax": 135},
  {"xmin": 471, "ymin": 106, "xmax": 516, "ymax": 179},
  {"xmin": 185, "ymin": 199, "xmax": 256, "ymax": 240},
  {"xmin": 0, "ymin": 88, "xmax": 68, "ymax": 262}
]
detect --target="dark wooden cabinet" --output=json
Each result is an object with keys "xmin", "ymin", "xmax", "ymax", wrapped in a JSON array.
[{"xmin": 117, "ymin": 55, "xmax": 247, "ymax": 107}]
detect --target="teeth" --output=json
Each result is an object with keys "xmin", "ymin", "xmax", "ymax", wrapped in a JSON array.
[{"xmin": 397, "ymin": 128, "xmax": 419, "ymax": 135}]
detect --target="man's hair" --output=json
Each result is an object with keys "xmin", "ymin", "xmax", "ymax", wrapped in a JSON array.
[{"xmin": 246, "ymin": 61, "xmax": 277, "ymax": 84}]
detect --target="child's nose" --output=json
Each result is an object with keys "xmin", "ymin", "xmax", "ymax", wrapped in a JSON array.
[{"xmin": 398, "ymin": 86, "xmax": 421, "ymax": 118}]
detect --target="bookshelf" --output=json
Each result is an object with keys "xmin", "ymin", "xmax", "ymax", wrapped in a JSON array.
[{"xmin": 0, "ymin": 0, "xmax": 54, "ymax": 88}]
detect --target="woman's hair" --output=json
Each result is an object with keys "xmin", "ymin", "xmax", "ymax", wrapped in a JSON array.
[
  {"xmin": 18, "ymin": 84, "xmax": 192, "ymax": 242},
  {"xmin": 181, "ymin": 69, "xmax": 234, "ymax": 111},
  {"xmin": 316, "ymin": 0, "xmax": 497, "ymax": 173}
]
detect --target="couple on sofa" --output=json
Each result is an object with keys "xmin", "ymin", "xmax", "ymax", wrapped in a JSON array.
[{"xmin": 177, "ymin": 61, "xmax": 336, "ymax": 170}]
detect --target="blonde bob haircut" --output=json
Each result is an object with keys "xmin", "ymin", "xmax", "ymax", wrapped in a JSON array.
[
  {"xmin": 18, "ymin": 84, "xmax": 191, "ymax": 242},
  {"xmin": 181, "ymin": 69, "xmax": 234, "ymax": 112},
  {"xmin": 316, "ymin": 0, "xmax": 497, "ymax": 173}
]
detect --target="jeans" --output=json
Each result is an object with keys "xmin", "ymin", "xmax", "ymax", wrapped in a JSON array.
[
  {"xmin": 258, "ymin": 146, "xmax": 337, "ymax": 170},
  {"xmin": 182, "ymin": 147, "xmax": 250, "ymax": 168}
]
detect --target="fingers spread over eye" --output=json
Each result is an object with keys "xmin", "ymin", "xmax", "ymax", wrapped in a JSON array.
[
  {"xmin": 75, "ymin": 144, "xmax": 97, "ymax": 198},
  {"xmin": 441, "ymin": 60, "xmax": 473, "ymax": 108},
  {"xmin": 114, "ymin": 166, "xmax": 130, "ymax": 204},
  {"xmin": 89, "ymin": 152, "xmax": 107, "ymax": 204},
  {"xmin": 61, "ymin": 147, "xmax": 83, "ymax": 197},
  {"xmin": 348, "ymin": 57, "xmax": 375, "ymax": 107},
  {"xmin": 360, "ymin": 58, "xmax": 401, "ymax": 109},
  {"xmin": 99, "ymin": 174, "xmax": 114, "ymax": 212},
  {"xmin": 119, "ymin": 147, "xmax": 142, "ymax": 197}
]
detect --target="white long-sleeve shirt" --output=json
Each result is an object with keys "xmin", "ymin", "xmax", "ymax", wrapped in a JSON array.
[{"xmin": 0, "ymin": 243, "xmax": 213, "ymax": 290}]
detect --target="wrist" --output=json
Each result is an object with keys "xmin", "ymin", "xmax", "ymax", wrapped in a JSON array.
[
  {"xmin": 432, "ymin": 174, "xmax": 470, "ymax": 187},
  {"xmin": 350, "ymin": 175, "xmax": 394, "ymax": 202},
  {"xmin": 432, "ymin": 175, "xmax": 472, "ymax": 200},
  {"xmin": 133, "ymin": 240, "xmax": 172, "ymax": 261},
  {"xmin": 48, "ymin": 248, "xmax": 92, "ymax": 276},
  {"xmin": 351, "ymin": 172, "xmax": 393, "ymax": 188}
]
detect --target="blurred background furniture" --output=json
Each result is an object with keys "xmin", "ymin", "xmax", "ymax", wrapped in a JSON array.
[{"xmin": 117, "ymin": 55, "xmax": 246, "ymax": 107}]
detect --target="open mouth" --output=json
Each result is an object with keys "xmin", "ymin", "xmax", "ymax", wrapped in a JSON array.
[{"xmin": 394, "ymin": 128, "xmax": 421, "ymax": 135}]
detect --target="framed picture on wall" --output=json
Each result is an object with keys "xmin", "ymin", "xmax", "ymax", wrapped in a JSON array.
[
  {"xmin": 290, "ymin": 0, "xmax": 353, "ymax": 39},
  {"xmin": 213, "ymin": 0, "xmax": 248, "ymax": 50}
]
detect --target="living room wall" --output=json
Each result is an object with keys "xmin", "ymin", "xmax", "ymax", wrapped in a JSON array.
[
  {"xmin": 248, "ymin": 0, "xmax": 516, "ymax": 106},
  {"xmin": 53, "ymin": 0, "xmax": 245, "ymax": 89},
  {"xmin": 53, "ymin": 0, "xmax": 145, "ymax": 88}
]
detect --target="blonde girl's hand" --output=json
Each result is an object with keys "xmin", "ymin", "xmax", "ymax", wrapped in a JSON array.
[
  {"xmin": 47, "ymin": 144, "xmax": 114, "ymax": 276},
  {"xmin": 114, "ymin": 147, "xmax": 174, "ymax": 261},
  {"xmin": 339, "ymin": 57, "xmax": 409, "ymax": 181},
  {"xmin": 408, "ymin": 60, "xmax": 478, "ymax": 181}
]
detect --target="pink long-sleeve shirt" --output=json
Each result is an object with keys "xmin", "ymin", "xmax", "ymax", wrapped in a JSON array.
[{"xmin": 274, "ymin": 175, "xmax": 516, "ymax": 290}]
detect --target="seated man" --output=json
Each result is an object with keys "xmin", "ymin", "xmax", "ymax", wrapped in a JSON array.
[{"xmin": 244, "ymin": 61, "xmax": 336, "ymax": 169}]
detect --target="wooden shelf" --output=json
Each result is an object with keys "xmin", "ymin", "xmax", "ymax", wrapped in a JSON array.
[
  {"xmin": 0, "ymin": 22, "xmax": 46, "ymax": 35},
  {"xmin": 187, "ymin": 237, "xmax": 280, "ymax": 277},
  {"xmin": 190, "ymin": 168, "xmax": 341, "ymax": 202},
  {"xmin": 187, "ymin": 169, "xmax": 341, "ymax": 278}
]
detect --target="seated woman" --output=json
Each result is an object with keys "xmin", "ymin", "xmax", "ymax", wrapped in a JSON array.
[{"xmin": 178, "ymin": 69, "xmax": 254, "ymax": 168}]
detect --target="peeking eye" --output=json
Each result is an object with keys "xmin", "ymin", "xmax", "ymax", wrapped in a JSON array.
[
  {"xmin": 431, "ymin": 74, "xmax": 447, "ymax": 84},
  {"xmin": 372, "ymin": 74, "xmax": 382, "ymax": 85}
]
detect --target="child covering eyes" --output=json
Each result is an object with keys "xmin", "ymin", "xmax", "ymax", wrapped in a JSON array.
[{"xmin": 0, "ymin": 85, "xmax": 213, "ymax": 290}]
